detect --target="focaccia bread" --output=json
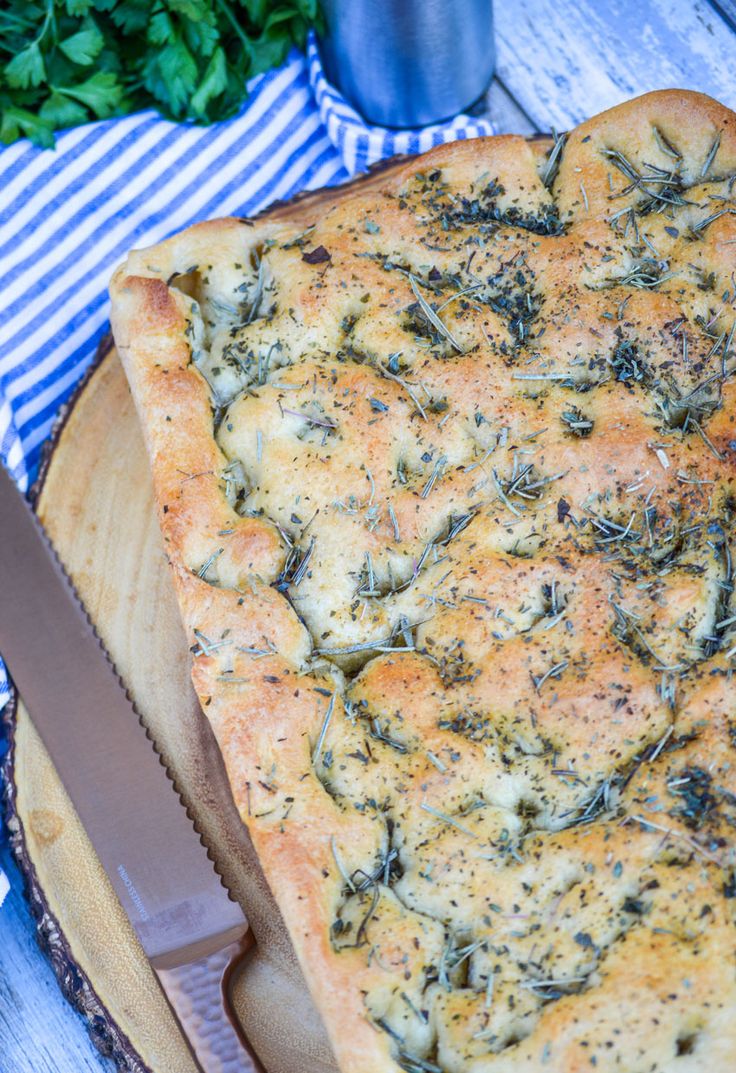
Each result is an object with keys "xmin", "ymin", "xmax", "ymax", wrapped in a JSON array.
[{"xmin": 110, "ymin": 90, "xmax": 736, "ymax": 1073}]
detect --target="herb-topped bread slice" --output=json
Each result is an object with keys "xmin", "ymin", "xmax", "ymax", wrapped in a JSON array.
[{"xmin": 111, "ymin": 90, "xmax": 736, "ymax": 1073}]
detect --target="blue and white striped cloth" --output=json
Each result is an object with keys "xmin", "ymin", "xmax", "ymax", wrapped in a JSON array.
[{"xmin": 0, "ymin": 34, "xmax": 493, "ymax": 725}]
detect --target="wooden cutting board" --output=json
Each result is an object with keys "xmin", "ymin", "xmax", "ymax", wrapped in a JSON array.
[{"xmin": 3, "ymin": 345, "xmax": 338, "ymax": 1073}]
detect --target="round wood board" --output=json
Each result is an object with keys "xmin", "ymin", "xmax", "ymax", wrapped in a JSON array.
[{"xmin": 2, "ymin": 345, "xmax": 337, "ymax": 1073}]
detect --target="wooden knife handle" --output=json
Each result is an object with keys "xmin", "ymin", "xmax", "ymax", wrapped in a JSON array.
[{"xmin": 153, "ymin": 929, "xmax": 265, "ymax": 1073}]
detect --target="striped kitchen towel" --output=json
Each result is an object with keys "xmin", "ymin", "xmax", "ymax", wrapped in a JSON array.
[{"xmin": 0, "ymin": 33, "xmax": 493, "ymax": 714}]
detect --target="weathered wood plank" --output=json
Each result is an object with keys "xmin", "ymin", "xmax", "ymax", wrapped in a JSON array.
[
  {"xmin": 710, "ymin": 0, "xmax": 736, "ymax": 32},
  {"xmin": 496, "ymin": 0, "xmax": 736, "ymax": 130},
  {"xmin": 486, "ymin": 78, "xmax": 540, "ymax": 134},
  {"xmin": 0, "ymin": 839, "xmax": 113, "ymax": 1073}
]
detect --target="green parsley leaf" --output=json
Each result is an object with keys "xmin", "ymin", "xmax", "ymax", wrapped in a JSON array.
[
  {"xmin": 39, "ymin": 91, "xmax": 90, "ymax": 129},
  {"xmin": 108, "ymin": 1, "xmax": 150, "ymax": 34},
  {"xmin": 65, "ymin": 1, "xmax": 95, "ymax": 15},
  {"xmin": 147, "ymin": 11, "xmax": 175, "ymax": 46},
  {"xmin": 168, "ymin": 0, "xmax": 212, "ymax": 20},
  {"xmin": 0, "ymin": 102, "xmax": 55, "ymax": 148},
  {"xmin": 57, "ymin": 71, "xmax": 125, "ymax": 118},
  {"xmin": 59, "ymin": 25, "xmax": 105, "ymax": 66},
  {"xmin": 145, "ymin": 37, "xmax": 198, "ymax": 116},
  {"xmin": 5, "ymin": 43, "xmax": 46, "ymax": 90},
  {"xmin": 190, "ymin": 46, "xmax": 228, "ymax": 118},
  {"xmin": 182, "ymin": 14, "xmax": 219, "ymax": 58}
]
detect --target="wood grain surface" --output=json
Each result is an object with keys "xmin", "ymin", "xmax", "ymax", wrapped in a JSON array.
[
  {"xmin": 495, "ymin": 0, "xmax": 736, "ymax": 130},
  {"xmin": 3, "ymin": 2, "xmax": 736, "ymax": 1070}
]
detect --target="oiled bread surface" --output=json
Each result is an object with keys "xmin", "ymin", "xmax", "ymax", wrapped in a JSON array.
[{"xmin": 111, "ymin": 90, "xmax": 736, "ymax": 1072}]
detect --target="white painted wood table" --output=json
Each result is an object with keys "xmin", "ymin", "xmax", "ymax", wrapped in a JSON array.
[{"xmin": 1, "ymin": 0, "xmax": 735, "ymax": 1070}]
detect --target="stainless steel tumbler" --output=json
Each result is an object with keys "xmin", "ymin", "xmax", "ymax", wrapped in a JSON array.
[{"xmin": 318, "ymin": 0, "xmax": 495, "ymax": 128}]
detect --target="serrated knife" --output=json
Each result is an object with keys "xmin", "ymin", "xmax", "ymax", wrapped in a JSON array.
[{"xmin": 0, "ymin": 463, "xmax": 264, "ymax": 1073}]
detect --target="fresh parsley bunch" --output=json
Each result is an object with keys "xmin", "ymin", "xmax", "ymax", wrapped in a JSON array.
[{"xmin": 0, "ymin": 0, "xmax": 320, "ymax": 148}]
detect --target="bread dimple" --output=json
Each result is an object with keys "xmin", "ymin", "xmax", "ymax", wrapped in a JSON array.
[{"xmin": 111, "ymin": 90, "xmax": 736, "ymax": 1073}]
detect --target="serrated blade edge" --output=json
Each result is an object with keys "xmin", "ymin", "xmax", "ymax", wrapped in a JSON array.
[{"xmin": 0, "ymin": 464, "xmax": 245, "ymax": 961}]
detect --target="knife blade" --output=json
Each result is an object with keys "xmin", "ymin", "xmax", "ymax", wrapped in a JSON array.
[{"xmin": 0, "ymin": 463, "xmax": 263, "ymax": 1073}]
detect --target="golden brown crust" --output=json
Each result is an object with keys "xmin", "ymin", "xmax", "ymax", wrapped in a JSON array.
[{"xmin": 112, "ymin": 90, "xmax": 736, "ymax": 1072}]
